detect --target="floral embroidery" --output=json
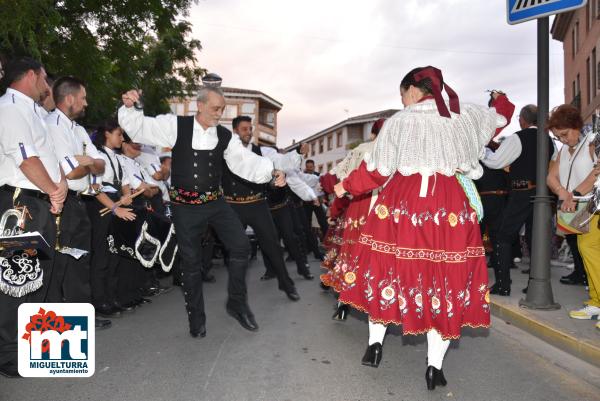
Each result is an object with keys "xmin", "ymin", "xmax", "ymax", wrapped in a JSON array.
[
  {"xmin": 431, "ymin": 296, "xmax": 440, "ymax": 310},
  {"xmin": 448, "ymin": 213, "xmax": 458, "ymax": 227},
  {"xmin": 398, "ymin": 294, "xmax": 407, "ymax": 310},
  {"xmin": 169, "ymin": 187, "xmax": 223, "ymax": 205},
  {"xmin": 381, "ymin": 286, "xmax": 395, "ymax": 300},
  {"xmin": 344, "ymin": 271, "xmax": 356, "ymax": 285},
  {"xmin": 375, "ymin": 204, "xmax": 389, "ymax": 220}
]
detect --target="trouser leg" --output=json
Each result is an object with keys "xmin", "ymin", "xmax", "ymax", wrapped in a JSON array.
[
  {"xmin": 272, "ymin": 205, "xmax": 310, "ymax": 275},
  {"xmin": 566, "ymin": 234, "xmax": 586, "ymax": 281}
]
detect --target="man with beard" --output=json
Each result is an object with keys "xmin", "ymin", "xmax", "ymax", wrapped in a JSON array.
[{"xmin": 45, "ymin": 77, "xmax": 109, "ymax": 328}]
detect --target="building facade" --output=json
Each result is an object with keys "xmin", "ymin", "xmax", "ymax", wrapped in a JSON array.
[
  {"xmin": 284, "ymin": 109, "xmax": 398, "ymax": 174},
  {"xmin": 169, "ymin": 87, "xmax": 282, "ymax": 145},
  {"xmin": 551, "ymin": 1, "xmax": 600, "ymax": 122}
]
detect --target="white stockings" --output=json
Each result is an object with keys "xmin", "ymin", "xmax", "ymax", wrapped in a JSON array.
[
  {"xmin": 368, "ymin": 320, "xmax": 387, "ymax": 345},
  {"xmin": 427, "ymin": 329, "xmax": 450, "ymax": 370}
]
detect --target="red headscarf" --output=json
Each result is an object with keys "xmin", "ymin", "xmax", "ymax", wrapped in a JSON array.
[{"xmin": 413, "ymin": 66, "xmax": 459, "ymax": 118}]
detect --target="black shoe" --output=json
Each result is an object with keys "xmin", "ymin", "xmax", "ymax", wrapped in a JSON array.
[
  {"xmin": 425, "ymin": 366, "xmax": 447, "ymax": 390},
  {"xmin": 560, "ymin": 273, "xmax": 586, "ymax": 285},
  {"xmin": 361, "ymin": 342, "xmax": 383, "ymax": 368},
  {"xmin": 202, "ymin": 273, "xmax": 216, "ymax": 283},
  {"xmin": 95, "ymin": 318, "xmax": 112, "ymax": 330},
  {"xmin": 0, "ymin": 361, "xmax": 20, "ymax": 378},
  {"xmin": 138, "ymin": 297, "xmax": 152, "ymax": 304},
  {"xmin": 286, "ymin": 290, "xmax": 301, "ymax": 301},
  {"xmin": 332, "ymin": 304, "xmax": 349, "ymax": 321},
  {"xmin": 301, "ymin": 272, "xmax": 315, "ymax": 280},
  {"xmin": 118, "ymin": 302, "xmax": 138, "ymax": 312},
  {"xmin": 521, "ymin": 268, "xmax": 530, "ymax": 274},
  {"xmin": 226, "ymin": 307, "xmax": 259, "ymax": 332},
  {"xmin": 96, "ymin": 304, "xmax": 122, "ymax": 318},
  {"xmin": 260, "ymin": 273, "xmax": 276, "ymax": 281},
  {"xmin": 190, "ymin": 324, "xmax": 207, "ymax": 338}
]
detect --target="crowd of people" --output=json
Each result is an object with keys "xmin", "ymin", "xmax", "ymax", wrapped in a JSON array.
[
  {"xmin": 0, "ymin": 58, "xmax": 326, "ymax": 378},
  {"xmin": 1, "ymin": 57, "xmax": 598, "ymax": 391}
]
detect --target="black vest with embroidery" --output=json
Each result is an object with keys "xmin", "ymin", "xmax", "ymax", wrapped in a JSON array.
[
  {"xmin": 508, "ymin": 127, "xmax": 541, "ymax": 184},
  {"xmin": 222, "ymin": 143, "xmax": 267, "ymax": 201},
  {"xmin": 170, "ymin": 117, "xmax": 231, "ymax": 192},
  {"xmin": 476, "ymin": 164, "xmax": 508, "ymax": 192}
]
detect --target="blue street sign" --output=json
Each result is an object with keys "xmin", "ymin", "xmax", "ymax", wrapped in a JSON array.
[{"xmin": 507, "ymin": 0, "xmax": 587, "ymax": 25}]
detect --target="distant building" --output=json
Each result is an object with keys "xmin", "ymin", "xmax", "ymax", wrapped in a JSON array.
[
  {"xmin": 284, "ymin": 109, "xmax": 398, "ymax": 174},
  {"xmin": 551, "ymin": 2, "xmax": 600, "ymax": 122},
  {"xmin": 169, "ymin": 87, "xmax": 282, "ymax": 145}
]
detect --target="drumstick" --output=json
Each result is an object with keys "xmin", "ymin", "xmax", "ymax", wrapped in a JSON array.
[{"xmin": 99, "ymin": 188, "xmax": 145, "ymax": 216}]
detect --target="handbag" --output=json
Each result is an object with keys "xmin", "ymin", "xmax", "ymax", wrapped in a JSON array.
[{"xmin": 556, "ymin": 140, "xmax": 591, "ymax": 235}]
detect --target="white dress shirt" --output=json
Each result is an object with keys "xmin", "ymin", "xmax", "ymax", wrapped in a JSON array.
[
  {"xmin": 45, "ymin": 109, "xmax": 103, "ymax": 192},
  {"xmin": 134, "ymin": 145, "xmax": 169, "ymax": 202},
  {"xmin": 118, "ymin": 106, "xmax": 274, "ymax": 184},
  {"xmin": 0, "ymin": 88, "xmax": 61, "ymax": 190},
  {"xmin": 96, "ymin": 147, "xmax": 129, "ymax": 193},
  {"xmin": 481, "ymin": 134, "xmax": 522, "ymax": 170}
]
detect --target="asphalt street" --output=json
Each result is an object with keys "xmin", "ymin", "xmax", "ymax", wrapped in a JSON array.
[{"xmin": 2, "ymin": 257, "xmax": 600, "ymax": 401}]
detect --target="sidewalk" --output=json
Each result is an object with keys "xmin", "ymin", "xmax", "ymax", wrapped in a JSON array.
[{"xmin": 489, "ymin": 257, "xmax": 600, "ymax": 368}]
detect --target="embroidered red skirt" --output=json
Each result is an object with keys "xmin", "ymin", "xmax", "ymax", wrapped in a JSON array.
[
  {"xmin": 322, "ymin": 192, "xmax": 374, "ymax": 292},
  {"xmin": 336, "ymin": 173, "xmax": 490, "ymax": 340}
]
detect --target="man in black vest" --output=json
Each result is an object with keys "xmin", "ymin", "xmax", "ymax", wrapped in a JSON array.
[
  {"xmin": 482, "ymin": 104, "xmax": 547, "ymax": 296},
  {"xmin": 119, "ymin": 86, "xmax": 285, "ymax": 337},
  {"xmin": 226, "ymin": 116, "xmax": 311, "ymax": 287}
]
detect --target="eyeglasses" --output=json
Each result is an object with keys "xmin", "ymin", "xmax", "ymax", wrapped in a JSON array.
[{"xmin": 552, "ymin": 128, "xmax": 570, "ymax": 142}]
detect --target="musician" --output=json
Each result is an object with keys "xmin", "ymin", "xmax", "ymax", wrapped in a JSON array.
[
  {"xmin": 482, "ymin": 104, "xmax": 551, "ymax": 295},
  {"xmin": 0, "ymin": 58, "xmax": 67, "ymax": 378},
  {"xmin": 88, "ymin": 120, "xmax": 136, "ymax": 317},
  {"xmin": 303, "ymin": 160, "xmax": 329, "ymax": 240},
  {"xmin": 118, "ymin": 86, "xmax": 285, "ymax": 337},
  {"xmin": 223, "ymin": 116, "xmax": 302, "ymax": 296},
  {"xmin": 45, "ymin": 76, "xmax": 106, "ymax": 307}
]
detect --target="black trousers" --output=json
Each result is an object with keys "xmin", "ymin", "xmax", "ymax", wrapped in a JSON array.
[
  {"xmin": 85, "ymin": 197, "xmax": 119, "ymax": 307},
  {"xmin": 304, "ymin": 202, "xmax": 329, "ymax": 238},
  {"xmin": 230, "ymin": 200, "xmax": 295, "ymax": 292},
  {"xmin": 0, "ymin": 191, "xmax": 56, "ymax": 366},
  {"xmin": 269, "ymin": 204, "xmax": 310, "ymax": 275},
  {"xmin": 47, "ymin": 193, "xmax": 92, "ymax": 303},
  {"xmin": 291, "ymin": 202, "xmax": 322, "ymax": 258},
  {"xmin": 479, "ymin": 193, "xmax": 507, "ymax": 267},
  {"xmin": 493, "ymin": 189, "xmax": 535, "ymax": 290},
  {"xmin": 565, "ymin": 234, "xmax": 587, "ymax": 281},
  {"xmin": 172, "ymin": 198, "xmax": 251, "ymax": 332}
]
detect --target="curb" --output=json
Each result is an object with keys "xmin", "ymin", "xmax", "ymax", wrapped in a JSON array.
[{"xmin": 490, "ymin": 300, "xmax": 600, "ymax": 369}]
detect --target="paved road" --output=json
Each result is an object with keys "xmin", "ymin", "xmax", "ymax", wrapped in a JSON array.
[{"xmin": 2, "ymin": 258, "xmax": 600, "ymax": 401}]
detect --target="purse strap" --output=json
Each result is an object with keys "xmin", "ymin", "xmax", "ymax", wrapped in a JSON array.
[{"xmin": 564, "ymin": 136, "xmax": 587, "ymax": 190}]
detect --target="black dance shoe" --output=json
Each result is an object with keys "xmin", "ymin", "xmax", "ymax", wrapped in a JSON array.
[
  {"xmin": 301, "ymin": 272, "xmax": 315, "ymax": 280},
  {"xmin": 95, "ymin": 318, "xmax": 112, "ymax": 330},
  {"xmin": 190, "ymin": 324, "xmax": 207, "ymax": 338},
  {"xmin": 260, "ymin": 273, "xmax": 276, "ymax": 281},
  {"xmin": 361, "ymin": 342, "xmax": 383, "ymax": 368},
  {"xmin": 96, "ymin": 304, "xmax": 122, "ymax": 318},
  {"xmin": 425, "ymin": 366, "xmax": 447, "ymax": 390},
  {"xmin": 226, "ymin": 307, "xmax": 259, "ymax": 332},
  {"xmin": 286, "ymin": 290, "xmax": 301, "ymax": 301},
  {"xmin": 560, "ymin": 273, "xmax": 586, "ymax": 285},
  {"xmin": 332, "ymin": 304, "xmax": 349, "ymax": 321}
]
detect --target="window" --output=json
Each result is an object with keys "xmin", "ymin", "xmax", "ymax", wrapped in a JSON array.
[
  {"xmin": 587, "ymin": 1, "xmax": 593, "ymax": 31},
  {"xmin": 572, "ymin": 21, "xmax": 579, "ymax": 58},
  {"xmin": 327, "ymin": 134, "xmax": 333, "ymax": 151},
  {"xmin": 593, "ymin": 48, "xmax": 597, "ymax": 97},
  {"xmin": 222, "ymin": 104, "xmax": 238, "ymax": 119},
  {"xmin": 310, "ymin": 142, "xmax": 316, "ymax": 156},
  {"xmin": 596, "ymin": 0, "xmax": 600, "ymax": 19},
  {"xmin": 336, "ymin": 131, "xmax": 343, "ymax": 147},
  {"xmin": 587, "ymin": 57, "xmax": 592, "ymax": 105},
  {"xmin": 319, "ymin": 139, "xmax": 324, "ymax": 154},
  {"xmin": 259, "ymin": 109, "xmax": 275, "ymax": 127}
]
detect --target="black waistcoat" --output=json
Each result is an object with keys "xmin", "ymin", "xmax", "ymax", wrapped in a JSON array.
[
  {"xmin": 222, "ymin": 143, "xmax": 267, "ymax": 199},
  {"xmin": 170, "ymin": 117, "xmax": 231, "ymax": 192},
  {"xmin": 475, "ymin": 163, "xmax": 508, "ymax": 192},
  {"xmin": 508, "ymin": 127, "xmax": 540, "ymax": 183}
]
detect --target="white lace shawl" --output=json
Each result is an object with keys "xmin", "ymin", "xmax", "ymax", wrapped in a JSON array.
[
  {"xmin": 331, "ymin": 141, "xmax": 374, "ymax": 180},
  {"xmin": 364, "ymin": 99, "xmax": 506, "ymax": 179}
]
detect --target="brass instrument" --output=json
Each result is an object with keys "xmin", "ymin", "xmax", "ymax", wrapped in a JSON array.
[{"xmin": 81, "ymin": 143, "xmax": 101, "ymax": 196}]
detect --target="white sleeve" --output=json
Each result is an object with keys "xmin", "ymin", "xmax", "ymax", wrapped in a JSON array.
[
  {"xmin": 224, "ymin": 134, "xmax": 274, "ymax": 183},
  {"xmin": 0, "ymin": 105, "xmax": 40, "ymax": 166},
  {"xmin": 117, "ymin": 106, "xmax": 177, "ymax": 148},
  {"xmin": 481, "ymin": 134, "xmax": 522, "ymax": 169},
  {"xmin": 260, "ymin": 146, "xmax": 302, "ymax": 171},
  {"xmin": 46, "ymin": 123, "xmax": 80, "ymax": 175},
  {"xmin": 286, "ymin": 171, "xmax": 317, "ymax": 201}
]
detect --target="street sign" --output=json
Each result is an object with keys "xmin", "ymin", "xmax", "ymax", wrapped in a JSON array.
[{"xmin": 507, "ymin": 0, "xmax": 587, "ymax": 25}]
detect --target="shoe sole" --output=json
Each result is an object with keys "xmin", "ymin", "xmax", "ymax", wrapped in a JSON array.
[{"xmin": 569, "ymin": 314, "xmax": 599, "ymax": 320}]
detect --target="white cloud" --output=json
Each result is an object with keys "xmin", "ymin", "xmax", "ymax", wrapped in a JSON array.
[{"xmin": 189, "ymin": 0, "xmax": 566, "ymax": 146}]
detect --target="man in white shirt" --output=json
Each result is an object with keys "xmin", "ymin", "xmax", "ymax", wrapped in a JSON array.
[
  {"xmin": 119, "ymin": 86, "xmax": 285, "ymax": 337},
  {"xmin": 45, "ymin": 77, "xmax": 107, "ymax": 316},
  {"xmin": 0, "ymin": 57, "xmax": 67, "ymax": 378}
]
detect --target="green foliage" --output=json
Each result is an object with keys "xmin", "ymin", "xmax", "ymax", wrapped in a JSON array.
[{"xmin": 0, "ymin": 0, "xmax": 204, "ymax": 125}]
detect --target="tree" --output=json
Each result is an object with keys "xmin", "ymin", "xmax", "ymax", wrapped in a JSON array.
[{"xmin": 0, "ymin": 0, "xmax": 204, "ymax": 125}]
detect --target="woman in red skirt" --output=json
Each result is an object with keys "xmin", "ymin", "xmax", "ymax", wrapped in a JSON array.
[
  {"xmin": 333, "ymin": 66, "xmax": 510, "ymax": 390},
  {"xmin": 321, "ymin": 119, "xmax": 386, "ymax": 320}
]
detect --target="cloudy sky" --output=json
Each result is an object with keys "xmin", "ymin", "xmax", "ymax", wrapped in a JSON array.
[{"xmin": 188, "ymin": 0, "xmax": 566, "ymax": 147}]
